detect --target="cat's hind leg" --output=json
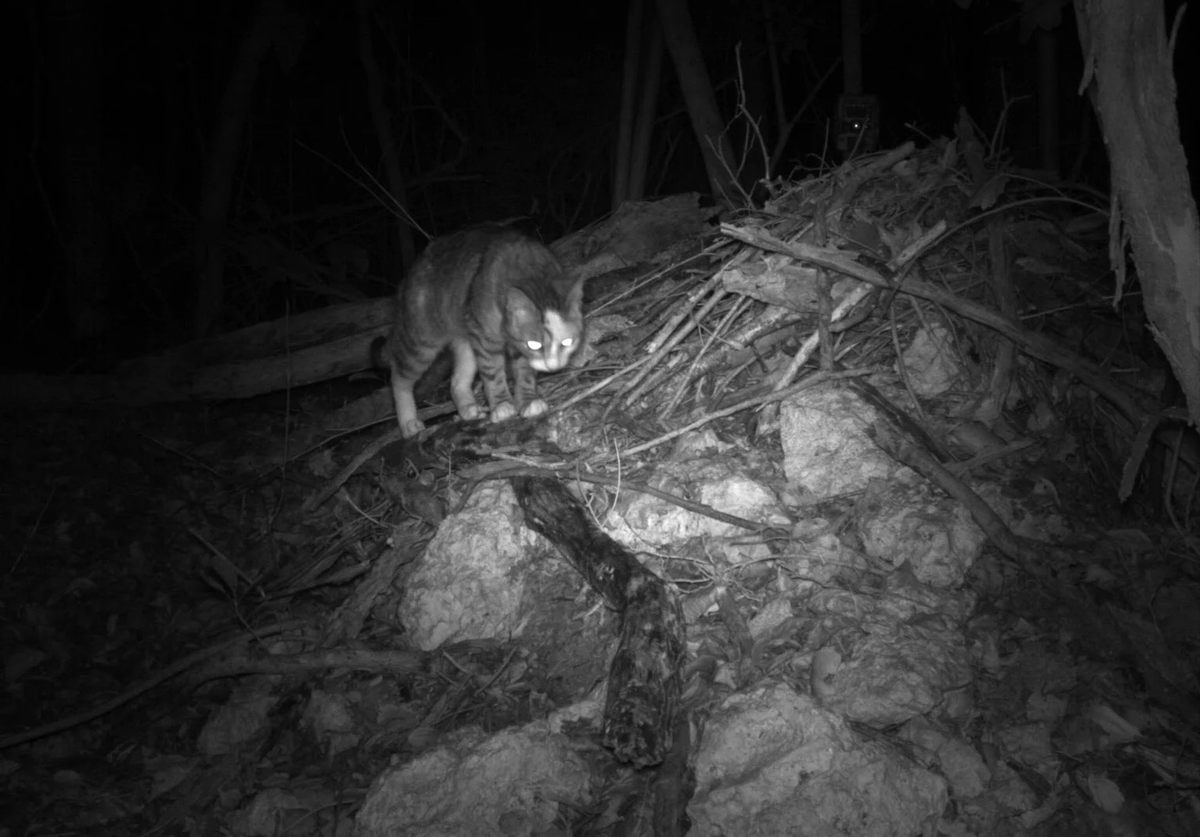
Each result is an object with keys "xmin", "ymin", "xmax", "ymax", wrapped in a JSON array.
[
  {"xmin": 390, "ymin": 377, "xmax": 426, "ymax": 439},
  {"xmin": 449, "ymin": 338, "xmax": 485, "ymax": 422},
  {"xmin": 384, "ymin": 334, "xmax": 441, "ymax": 438}
]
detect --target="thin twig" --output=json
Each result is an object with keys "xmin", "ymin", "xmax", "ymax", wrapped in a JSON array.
[
  {"xmin": 0, "ymin": 620, "xmax": 309, "ymax": 750},
  {"xmin": 644, "ymin": 272, "xmax": 726, "ymax": 356},
  {"xmin": 554, "ymin": 354, "xmax": 656, "ymax": 414},
  {"xmin": 659, "ymin": 295, "xmax": 753, "ymax": 419},
  {"xmin": 771, "ymin": 282, "xmax": 873, "ymax": 391},
  {"xmin": 9, "ymin": 482, "xmax": 57, "ymax": 575},
  {"xmin": 473, "ymin": 462, "xmax": 770, "ymax": 534},
  {"xmin": 303, "ymin": 426, "xmax": 405, "ymax": 512},
  {"xmin": 623, "ymin": 281, "xmax": 731, "ymax": 408},
  {"xmin": 605, "ymin": 369, "xmax": 870, "ymax": 459},
  {"xmin": 719, "ymin": 222, "xmax": 1144, "ymax": 423}
]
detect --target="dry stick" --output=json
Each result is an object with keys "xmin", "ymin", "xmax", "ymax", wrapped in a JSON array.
[
  {"xmin": 771, "ymin": 282, "xmax": 873, "ymax": 391},
  {"xmin": 816, "ymin": 271, "xmax": 834, "ymax": 372},
  {"xmin": 554, "ymin": 354, "xmax": 657, "ymax": 415},
  {"xmin": 567, "ymin": 469, "xmax": 767, "ymax": 533},
  {"xmin": 303, "ymin": 425, "xmax": 405, "ymax": 512},
  {"xmin": 620, "ymin": 286, "xmax": 732, "ymax": 411},
  {"xmin": 658, "ymin": 294, "xmax": 753, "ymax": 418},
  {"xmin": 1119, "ymin": 407, "xmax": 1184, "ymax": 501},
  {"xmin": 828, "ymin": 142, "xmax": 917, "ymax": 214},
  {"xmin": 278, "ymin": 414, "xmax": 392, "ymax": 470},
  {"xmin": 678, "ymin": 303, "xmax": 796, "ymax": 382},
  {"xmin": 617, "ymin": 248, "xmax": 751, "ymax": 404},
  {"xmin": 200, "ymin": 647, "xmax": 423, "ymax": 680},
  {"xmin": 474, "ymin": 460, "xmax": 769, "ymax": 534},
  {"xmin": 945, "ymin": 439, "xmax": 1035, "ymax": 476},
  {"xmin": 981, "ymin": 217, "xmax": 1018, "ymax": 424},
  {"xmin": 299, "ymin": 398, "xmax": 466, "ymax": 512},
  {"xmin": 644, "ymin": 272, "xmax": 725, "ymax": 356},
  {"xmin": 736, "ymin": 219, "xmax": 942, "ymax": 392},
  {"xmin": 868, "ymin": 422, "xmax": 1044, "ymax": 580},
  {"xmin": 602, "ymin": 368, "xmax": 870, "ymax": 460},
  {"xmin": 322, "ymin": 538, "xmax": 423, "ymax": 645},
  {"xmin": 621, "ymin": 277, "xmax": 730, "ymax": 407},
  {"xmin": 592, "ymin": 240, "xmax": 727, "ymax": 318},
  {"xmin": 304, "ymin": 303, "xmax": 660, "ymax": 515},
  {"xmin": 189, "ymin": 525, "xmax": 260, "ymax": 592},
  {"xmin": 770, "ymin": 58, "xmax": 842, "ymax": 171},
  {"xmin": 0, "ymin": 620, "xmax": 308, "ymax": 750},
  {"xmin": 720, "ymin": 223, "xmax": 1144, "ymax": 424},
  {"xmin": 888, "ymin": 295, "xmax": 928, "ymax": 423}
]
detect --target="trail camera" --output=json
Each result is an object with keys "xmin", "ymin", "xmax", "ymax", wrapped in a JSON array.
[{"xmin": 836, "ymin": 94, "xmax": 880, "ymax": 157}]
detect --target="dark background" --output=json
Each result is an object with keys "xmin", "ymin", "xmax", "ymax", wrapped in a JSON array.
[{"xmin": 3, "ymin": 0, "xmax": 1195, "ymax": 372}]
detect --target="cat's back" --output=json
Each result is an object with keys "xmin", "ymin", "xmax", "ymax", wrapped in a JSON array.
[
  {"xmin": 397, "ymin": 225, "xmax": 561, "ymax": 330},
  {"xmin": 414, "ymin": 226, "xmax": 558, "ymax": 288}
]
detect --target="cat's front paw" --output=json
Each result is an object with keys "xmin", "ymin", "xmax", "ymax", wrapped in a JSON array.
[
  {"xmin": 490, "ymin": 401, "xmax": 517, "ymax": 423},
  {"xmin": 400, "ymin": 417, "xmax": 426, "ymax": 438},
  {"xmin": 458, "ymin": 403, "xmax": 483, "ymax": 421},
  {"xmin": 521, "ymin": 398, "xmax": 548, "ymax": 418}
]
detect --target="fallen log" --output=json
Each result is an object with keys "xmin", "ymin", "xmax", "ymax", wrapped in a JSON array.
[
  {"xmin": 0, "ymin": 195, "xmax": 711, "ymax": 408},
  {"xmin": 511, "ymin": 475, "xmax": 687, "ymax": 769},
  {"xmin": 0, "ymin": 298, "xmax": 390, "ymax": 406}
]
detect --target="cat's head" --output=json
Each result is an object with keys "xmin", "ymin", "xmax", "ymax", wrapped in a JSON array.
[{"xmin": 506, "ymin": 278, "xmax": 584, "ymax": 372}]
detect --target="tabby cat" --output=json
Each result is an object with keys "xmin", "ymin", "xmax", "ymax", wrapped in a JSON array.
[{"xmin": 382, "ymin": 226, "xmax": 585, "ymax": 438}]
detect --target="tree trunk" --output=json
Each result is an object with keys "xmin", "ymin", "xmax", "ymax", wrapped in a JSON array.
[
  {"xmin": 841, "ymin": 0, "xmax": 862, "ymax": 95},
  {"xmin": 654, "ymin": 0, "xmax": 738, "ymax": 204},
  {"xmin": 1036, "ymin": 26, "xmax": 1059, "ymax": 174},
  {"xmin": 193, "ymin": 0, "xmax": 286, "ymax": 336},
  {"xmin": 356, "ymin": 0, "xmax": 416, "ymax": 267},
  {"xmin": 1074, "ymin": 0, "xmax": 1200, "ymax": 427},
  {"xmin": 613, "ymin": 0, "xmax": 642, "ymax": 209},
  {"xmin": 614, "ymin": 1, "xmax": 664, "ymax": 209},
  {"xmin": 44, "ymin": 0, "xmax": 109, "ymax": 340},
  {"xmin": 630, "ymin": 20, "xmax": 664, "ymax": 202}
]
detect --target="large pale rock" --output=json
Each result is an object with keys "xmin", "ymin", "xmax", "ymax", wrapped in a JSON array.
[
  {"xmin": 396, "ymin": 482, "xmax": 542, "ymax": 650},
  {"xmin": 688, "ymin": 684, "xmax": 948, "ymax": 836},
  {"xmin": 356, "ymin": 723, "xmax": 595, "ymax": 837}
]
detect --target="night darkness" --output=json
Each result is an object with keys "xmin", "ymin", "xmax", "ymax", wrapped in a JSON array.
[
  {"xmin": 7, "ymin": 4, "xmax": 1200, "ymax": 832},
  {"xmin": 3, "ymin": 0, "xmax": 1196, "ymax": 372}
]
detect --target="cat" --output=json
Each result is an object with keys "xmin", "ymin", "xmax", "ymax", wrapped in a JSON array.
[{"xmin": 382, "ymin": 225, "xmax": 585, "ymax": 438}]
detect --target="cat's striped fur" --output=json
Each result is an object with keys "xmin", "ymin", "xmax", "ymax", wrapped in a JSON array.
[{"xmin": 383, "ymin": 226, "xmax": 584, "ymax": 438}]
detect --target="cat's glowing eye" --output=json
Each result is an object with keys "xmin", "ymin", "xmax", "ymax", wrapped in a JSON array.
[
  {"xmin": 526, "ymin": 340, "xmax": 543, "ymax": 351},
  {"xmin": 561, "ymin": 338, "xmax": 574, "ymax": 348}
]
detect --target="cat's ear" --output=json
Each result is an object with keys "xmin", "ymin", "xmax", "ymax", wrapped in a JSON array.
[
  {"xmin": 505, "ymin": 287, "xmax": 540, "ymax": 327},
  {"xmin": 562, "ymin": 274, "xmax": 585, "ymax": 313}
]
